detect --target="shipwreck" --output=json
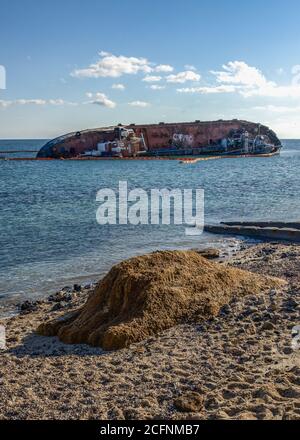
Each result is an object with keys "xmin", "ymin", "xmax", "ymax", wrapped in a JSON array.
[{"xmin": 37, "ymin": 120, "xmax": 282, "ymax": 159}]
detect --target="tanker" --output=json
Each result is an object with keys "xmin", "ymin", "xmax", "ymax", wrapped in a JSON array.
[{"xmin": 37, "ymin": 120, "xmax": 282, "ymax": 159}]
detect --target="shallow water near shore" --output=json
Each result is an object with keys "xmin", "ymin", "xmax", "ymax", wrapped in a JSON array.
[{"xmin": 1, "ymin": 139, "xmax": 300, "ymax": 306}]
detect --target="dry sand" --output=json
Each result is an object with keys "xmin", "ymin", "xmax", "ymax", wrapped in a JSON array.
[{"xmin": 0, "ymin": 242, "xmax": 299, "ymax": 420}]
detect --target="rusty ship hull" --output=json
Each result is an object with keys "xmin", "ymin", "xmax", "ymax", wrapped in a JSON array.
[{"xmin": 37, "ymin": 120, "xmax": 282, "ymax": 159}]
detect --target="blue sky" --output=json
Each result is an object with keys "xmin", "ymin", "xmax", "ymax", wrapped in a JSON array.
[{"xmin": 1, "ymin": 0, "xmax": 300, "ymax": 138}]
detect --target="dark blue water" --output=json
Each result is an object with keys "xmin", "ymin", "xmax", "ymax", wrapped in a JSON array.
[{"xmin": 0, "ymin": 139, "xmax": 300, "ymax": 303}]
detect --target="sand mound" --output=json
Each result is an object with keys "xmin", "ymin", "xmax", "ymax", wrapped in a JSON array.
[{"xmin": 37, "ymin": 250, "xmax": 283, "ymax": 350}]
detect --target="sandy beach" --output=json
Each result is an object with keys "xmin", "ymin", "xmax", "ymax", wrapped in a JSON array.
[{"xmin": 0, "ymin": 242, "xmax": 299, "ymax": 420}]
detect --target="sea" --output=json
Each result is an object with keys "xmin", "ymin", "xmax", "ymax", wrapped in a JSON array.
[{"xmin": 1, "ymin": 139, "xmax": 300, "ymax": 308}]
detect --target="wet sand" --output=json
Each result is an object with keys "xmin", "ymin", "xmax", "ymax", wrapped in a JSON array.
[{"xmin": 0, "ymin": 242, "xmax": 299, "ymax": 420}]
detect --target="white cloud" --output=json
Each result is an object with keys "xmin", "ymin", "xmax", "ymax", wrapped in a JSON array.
[
  {"xmin": 72, "ymin": 51, "xmax": 153, "ymax": 78},
  {"xmin": 0, "ymin": 99, "xmax": 11, "ymax": 108},
  {"xmin": 128, "ymin": 101, "xmax": 150, "ymax": 107},
  {"xmin": 241, "ymin": 83, "xmax": 300, "ymax": 98},
  {"xmin": 291, "ymin": 65, "xmax": 300, "ymax": 87},
  {"xmin": 219, "ymin": 63, "xmax": 300, "ymax": 97},
  {"xmin": 112, "ymin": 83, "xmax": 125, "ymax": 90},
  {"xmin": 0, "ymin": 65, "xmax": 6, "ymax": 89},
  {"xmin": 253, "ymin": 104, "xmax": 300, "ymax": 114},
  {"xmin": 184, "ymin": 64, "xmax": 197, "ymax": 71},
  {"xmin": 182, "ymin": 60, "xmax": 300, "ymax": 99},
  {"xmin": 0, "ymin": 100, "xmax": 12, "ymax": 108},
  {"xmin": 177, "ymin": 85, "xmax": 237, "ymax": 94},
  {"xmin": 268, "ymin": 117, "xmax": 300, "ymax": 138},
  {"xmin": 166, "ymin": 70, "xmax": 201, "ymax": 83},
  {"xmin": 86, "ymin": 92, "xmax": 116, "ymax": 108},
  {"xmin": 154, "ymin": 64, "xmax": 174, "ymax": 72},
  {"xmin": 71, "ymin": 52, "xmax": 176, "ymax": 79},
  {"xmin": 16, "ymin": 99, "xmax": 47, "ymax": 105},
  {"xmin": 48, "ymin": 99, "xmax": 67, "ymax": 105},
  {"xmin": 0, "ymin": 94, "xmax": 118, "ymax": 109},
  {"xmin": 0, "ymin": 98, "xmax": 72, "ymax": 107},
  {"xmin": 149, "ymin": 85, "xmax": 165, "ymax": 90},
  {"xmin": 142, "ymin": 75, "xmax": 162, "ymax": 82},
  {"xmin": 212, "ymin": 61, "xmax": 271, "ymax": 88}
]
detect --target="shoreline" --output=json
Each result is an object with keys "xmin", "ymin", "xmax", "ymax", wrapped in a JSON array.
[
  {"xmin": 0, "ymin": 241, "xmax": 299, "ymax": 420},
  {"xmin": 0, "ymin": 236, "xmax": 245, "ymax": 319}
]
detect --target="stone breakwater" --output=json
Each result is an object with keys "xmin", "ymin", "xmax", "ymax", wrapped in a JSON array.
[
  {"xmin": 205, "ymin": 221, "xmax": 300, "ymax": 243},
  {"xmin": 0, "ymin": 243, "xmax": 299, "ymax": 420}
]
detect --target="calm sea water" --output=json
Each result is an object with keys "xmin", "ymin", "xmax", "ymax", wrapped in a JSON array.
[{"xmin": 0, "ymin": 139, "xmax": 300, "ymax": 304}]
